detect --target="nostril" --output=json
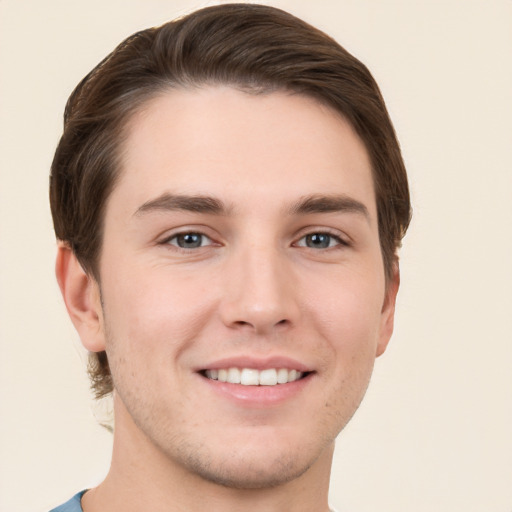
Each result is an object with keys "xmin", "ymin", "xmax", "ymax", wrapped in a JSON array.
[{"xmin": 233, "ymin": 320, "xmax": 252, "ymax": 327}]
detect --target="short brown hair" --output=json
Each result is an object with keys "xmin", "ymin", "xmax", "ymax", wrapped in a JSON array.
[{"xmin": 50, "ymin": 3, "xmax": 411, "ymax": 399}]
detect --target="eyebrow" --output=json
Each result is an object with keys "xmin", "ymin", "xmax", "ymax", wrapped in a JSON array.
[
  {"xmin": 288, "ymin": 194, "xmax": 370, "ymax": 221},
  {"xmin": 134, "ymin": 192, "xmax": 370, "ymax": 221},
  {"xmin": 134, "ymin": 193, "xmax": 231, "ymax": 217}
]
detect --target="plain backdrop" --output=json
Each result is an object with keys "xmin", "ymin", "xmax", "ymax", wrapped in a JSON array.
[{"xmin": 0, "ymin": 1, "xmax": 511, "ymax": 511}]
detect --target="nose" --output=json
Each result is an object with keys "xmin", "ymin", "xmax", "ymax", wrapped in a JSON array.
[{"xmin": 218, "ymin": 244, "xmax": 300, "ymax": 335}]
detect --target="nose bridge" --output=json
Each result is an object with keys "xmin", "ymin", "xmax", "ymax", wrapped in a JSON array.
[{"xmin": 220, "ymin": 238, "xmax": 298, "ymax": 333}]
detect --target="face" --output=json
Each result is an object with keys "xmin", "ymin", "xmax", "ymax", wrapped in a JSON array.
[{"xmin": 83, "ymin": 87, "xmax": 397, "ymax": 488}]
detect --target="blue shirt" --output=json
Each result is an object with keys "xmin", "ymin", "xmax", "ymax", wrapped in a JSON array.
[
  {"xmin": 49, "ymin": 490, "xmax": 340, "ymax": 511},
  {"xmin": 50, "ymin": 491, "xmax": 86, "ymax": 512}
]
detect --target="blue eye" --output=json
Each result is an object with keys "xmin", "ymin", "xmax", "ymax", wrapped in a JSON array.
[
  {"xmin": 297, "ymin": 233, "xmax": 343, "ymax": 249},
  {"xmin": 168, "ymin": 232, "xmax": 212, "ymax": 249}
]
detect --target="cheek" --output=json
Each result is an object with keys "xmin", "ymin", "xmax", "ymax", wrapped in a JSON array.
[
  {"xmin": 308, "ymin": 271, "xmax": 385, "ymax": 346},
  {"xmin": 101, "ymin": 268, "xmax": 217, "ymax": 357}
]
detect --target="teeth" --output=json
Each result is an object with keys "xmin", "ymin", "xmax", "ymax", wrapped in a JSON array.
[
  {"xmin": 204, "ymin": 368, "xmax": 304, "ymax": 386},
  {"xmin": 227, "ymin": 368, "xmax": 241, "ymax": 384},
  {"xmin": 240, "ymin": 368, "xmax": 259, "ymax": 386},
  {"xmin": 259, "ymin": 369, "xmax": 278, "ymax": 386},
  {"xmin": 276, "ymin": 368, "xmax": 288, "ymax": 384}
]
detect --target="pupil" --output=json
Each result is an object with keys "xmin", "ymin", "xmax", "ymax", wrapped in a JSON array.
[
  {"xmin": 179, "ymin": 233, "xmax": 202, "ymax": 248},
  {"xmin": 307, "ymin": 234, "xmax": 330, "ymax": 248}
]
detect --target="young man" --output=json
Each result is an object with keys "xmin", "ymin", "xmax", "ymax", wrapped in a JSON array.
[{"xmin": 50, "ymin": 4, "xmax": 410, "ymax": 511}]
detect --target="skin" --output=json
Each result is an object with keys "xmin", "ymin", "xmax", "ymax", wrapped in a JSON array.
[{"xmin": 57, "ymin": 87, "xmax": 399, "ymax": 512}]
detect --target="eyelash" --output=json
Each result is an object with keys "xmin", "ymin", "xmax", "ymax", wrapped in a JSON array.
[
  {"xmin": 161, "ymin": 229, "xmax": 349, "ymax": 251},
  {"xmin": 294, "ymin": 231, "xmax": 349, "ymax": 249},
  {"xmin": 162, "ymin": 232, "xmax": 215, "ymax": 250}
]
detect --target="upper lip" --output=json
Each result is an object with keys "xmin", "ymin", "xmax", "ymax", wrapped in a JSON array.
[{"xmin": 197, "ymin": 356, "xmax": 313, "ymax": 373}]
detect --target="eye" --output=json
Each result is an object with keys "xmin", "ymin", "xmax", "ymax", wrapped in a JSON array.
[
  {"xmin": 166, "ymin": 232, "xmax": 213, "ymax": 249},
  {"xmin": 296, "ymin": 232, "xmax": 345, "ymax": 249}
]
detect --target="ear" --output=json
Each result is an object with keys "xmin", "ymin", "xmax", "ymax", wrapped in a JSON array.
[
  {"xmin": 55, "ymin": 243, "xmax": 106, "ymax": 352},
  {"xmin": 376, "ymin": 262, "xmax": 400, "ymax": 357}
]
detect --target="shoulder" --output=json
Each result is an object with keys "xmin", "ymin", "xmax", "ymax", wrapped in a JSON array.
[{"xmin": 49, "ymin": 491, "xmax": 86, "ymax": 512}]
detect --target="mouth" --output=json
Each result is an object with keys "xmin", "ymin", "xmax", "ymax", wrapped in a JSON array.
[{"xmin": 201, "ymin": 367, "xmax": 309, "ymax": 386}]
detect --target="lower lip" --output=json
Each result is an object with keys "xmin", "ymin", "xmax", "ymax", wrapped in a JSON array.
[{"xmin": 200, "ymin": 373, "xmax": 313, "ymax": 407}]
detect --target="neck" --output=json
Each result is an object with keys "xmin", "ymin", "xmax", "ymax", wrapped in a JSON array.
[{"xmin": 82, "ymin": 396, "xmax": 334, "ymax": 512}]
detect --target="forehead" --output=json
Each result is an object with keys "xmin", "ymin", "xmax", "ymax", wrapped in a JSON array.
[{"xmin": 112, "ymin": 86, "xmax": 375, "ymax": 217}]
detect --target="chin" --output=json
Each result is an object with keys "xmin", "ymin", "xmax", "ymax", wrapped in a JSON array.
[
  {"xmin": 161, "ymin": 425, "xmax": 335, "ymax": 490},
  {"xmin": 180, "ymin": 449, "xmax": 316, "ymax": 490}
]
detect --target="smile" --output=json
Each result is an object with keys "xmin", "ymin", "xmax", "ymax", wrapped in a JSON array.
[{"xmin": 204, "ymin": 368, "xmax": 305, "ymax": 386}]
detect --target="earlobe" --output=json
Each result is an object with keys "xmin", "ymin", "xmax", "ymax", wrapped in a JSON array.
[
  {"xmin": 376, "ymin": 262, "xmax": 400, "ymax": 357},
  {"xmin": 55, "ymin": 243, "xmax": 106, "ymax": 352}
]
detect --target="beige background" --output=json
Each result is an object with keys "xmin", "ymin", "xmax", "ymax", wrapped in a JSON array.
[{"xmin": 1, "ymin": 1, "xmax": 511, "ymax": 511}]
